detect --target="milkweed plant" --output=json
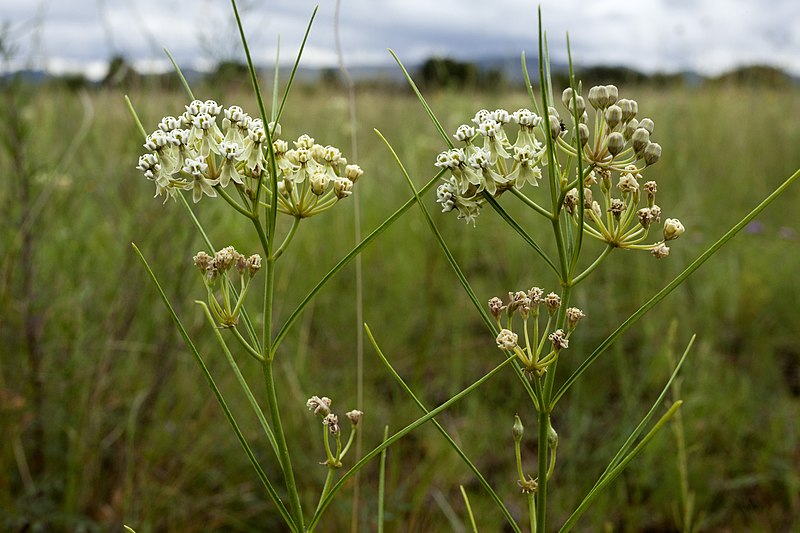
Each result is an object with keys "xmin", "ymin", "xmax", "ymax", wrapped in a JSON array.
[{"xmin": 125, "ymin": 1, "xmax": 800, "ymax": 532}]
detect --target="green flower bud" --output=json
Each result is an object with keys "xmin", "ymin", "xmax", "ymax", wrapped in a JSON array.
[
  {"xmin": 623, "ymin": 118, "xmax": 639, "ymax": 141},
  {"xmin": 638, "ymin": 117, "xmax": 655, "ymax": 135},
  {"xmin": 549, "ymin": 116, "xmax": 563, "ymax": 139},
  {"xmin": 605, "ymin": 105, "xmax": 623, "ymax": 129},
  {"xmin": 618, "ymin": 98, "xmax": 638, "ymax": 122},
  {"xmin": 604, "ymin": 85, "xmax": 619, "ymax": 106},
  {"xmin": 513, "ymin": 415, "xmax": 524, "ymax": 442},
  {"xmin": 643, "ymin": 142, "xmax": 662, "ymax": 166},
  {"xmin": 588, "ymin": 85, "xmax": 608, "ymax": 109},
  {"xmin": 547, "ymin": 424, "xmax": 558, "ymax": 448},
  {"xmin": 606, "ymin": 131, "xmax": 625, "ymax": 156},
  {"xmin": 561, "ymin": 87, "xmax": 574, "ymax": 108},
  {"xmin": 578, "ymin": 123, "xmax": 589, "ymax": 146},
  {"xmin": 632, "ymin": 127, "xmax": 650, "ymax": 153}
]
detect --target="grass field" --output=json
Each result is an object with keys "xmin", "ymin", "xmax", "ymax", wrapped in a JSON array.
[{"xmin": 1, "ymin": 78, "xmax": 799, "ymax": 531}]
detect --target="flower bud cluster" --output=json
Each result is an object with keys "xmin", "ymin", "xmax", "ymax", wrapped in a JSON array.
[
  {"xmin": 137, "ymin": 99, "xmax": 363, "ymax": 218},
  {"xmin": 193, "ymin": 246, "xmax": 261, "ymax": 327},
  {"xmin": 489, "ymin": 288, "xmax": 584, "ymax": 374},
  {"xmin": 306, "ymin": 395, "xmax": 362, "ymax": 468},
  {"xmin": 559, "ymin": 86, "xmax": 684, "ymax": 258},
  {"xmin": 434, "ymin": 108, "xmax": 546, "ymax": 225}
]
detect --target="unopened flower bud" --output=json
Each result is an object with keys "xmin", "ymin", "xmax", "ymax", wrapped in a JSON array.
[
  {"xmin": 496, "ymin": 328, "xmax": 519, "ymax": 350},
  {"xmin": 512, "ymin": 414, "xmax": 524, "ymax": 442},
  {"xmin": 623, "ymin": 118, "xmax": 639, "ymax": 140},
  {"xmin": 663, "ymin": 218, "xmax": 685, "ymax": 241},
  {"xmin": 632, "ymin": 128, "xmax": 650, "ymax": 153},
  {"xmin": 547, "ymin": 424, "xmax": 558, "ymax": 448},
  {"xmin": 345, "ymin": 164, "xmax": 363, "ymax": 183},
  {"xmin": 549, "ymin": 116, "xmax": 563, "ymax": 139},
  {"xmin": 578, "ymin": 123, "xmax": 589, "ymax": 146},
  {"xmin": 605, "ymin": 105, "xmax": 622, "ymax": 129},
  {"xmin": 638, "ymin": 118, "xmax": 655, "ymax": 135},
  {"xmin": 588, "ymin": 85, "xmax": 607, "ymax": 109},
  {"xmin": 618, "ymin": 98, "xmax": 638, "ymax": 122},
  {"xmin": 310, "ymin": 171, "xmax": 330, "ymax": 195},
  {"xmin": 604, "ymin": 85, "xmax": 618, "ymax": 106},
  {"xmin": 643, "ymin": 142, "xmax": 662, "ymax": 166},
  {"xmin": 606, "ymin": 131, "xmax": 624, "ymax": 156},
  {"xmin": 561, "ymin": 87, "xmax": 574, "ymax": 108}
]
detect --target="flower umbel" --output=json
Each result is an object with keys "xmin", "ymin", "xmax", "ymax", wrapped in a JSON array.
[{"xmin": 137, "ymin": 99, "xmax": 363, "ymax": 217}]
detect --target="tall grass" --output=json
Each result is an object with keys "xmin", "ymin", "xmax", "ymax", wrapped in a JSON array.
[{"xmin": 1, "ymin": 80, "xmax": 799, "ymax": 531}]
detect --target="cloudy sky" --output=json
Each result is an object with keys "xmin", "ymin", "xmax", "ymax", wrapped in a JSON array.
[{"xmin": 2, "ymin": 0, "xmax": 799, "ymax": 80}]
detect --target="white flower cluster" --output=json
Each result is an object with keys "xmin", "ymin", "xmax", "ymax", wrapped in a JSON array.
[
  {"xmin": 434, "ymin": 108, "xmax": 546, "ymax": 225},
  {"xmin": 137, "ymin": 99, "xmax": 362, "ymax": 217},
  {"xmin": 558, "ymin": 86, "xmax": 684, "ymax": 258}
]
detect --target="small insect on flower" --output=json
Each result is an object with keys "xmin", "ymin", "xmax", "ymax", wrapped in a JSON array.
[{"xmin": 559, "ymin": 119, "xmax": 567, "ymax": 132}]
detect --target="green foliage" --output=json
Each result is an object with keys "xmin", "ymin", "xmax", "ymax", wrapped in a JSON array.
[{"xmin": 0, "ymin": 77, "xmax": 799, "ymax": 531}]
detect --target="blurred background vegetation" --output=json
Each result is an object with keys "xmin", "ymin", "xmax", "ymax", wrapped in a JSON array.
[{"xmin": 1, "ymin": 54, "xmax": 799, "ymax": 532}]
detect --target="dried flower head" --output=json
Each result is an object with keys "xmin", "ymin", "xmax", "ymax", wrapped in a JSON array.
[
  {"xmin": 306, "ymin": 396, "xmax": 332, "ymax": 416},
  {"xmin": 549, "ymin": 329, "xmax": 569, "ymax": 351},
  {"xmin": 346, "ymin": 410, "xmax": 363, "ymax": 426}
]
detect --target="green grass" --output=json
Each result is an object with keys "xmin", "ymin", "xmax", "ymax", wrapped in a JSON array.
[{"xmin": 1, "ymin": 80, "xmax": 799, "ymax": 531}]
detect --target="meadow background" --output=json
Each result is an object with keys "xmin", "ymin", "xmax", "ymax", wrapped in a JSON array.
[{"xmin": 1, "ymin": 68, "xmax": 799, "ymax": 532}]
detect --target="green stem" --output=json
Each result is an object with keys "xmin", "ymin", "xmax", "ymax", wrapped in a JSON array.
[
  {"xmin": 313, "ymin": 468, "xmax": 336, "ymax": 520},
  {"xmin": 196, "ymin": 301, "xmax": 280, "ymax": 461},
  {"xmin": 217, "ymin": 184, "xmax": 255, "ymax": 219},
  {"xmin": 536, "ymin": 408, "xmax": 549, "ymax": 532},
  {"xmin": 263, "ymin": 359, "xmax": 305, "ymax": 531},
  {"xmin": 273, "ymin": 216, "xmax": 301, "ymax": 261},
  {"xmin": 366, "ymin": 324, "xmax": 522, "ymax": 532},
  {"xmin": 229, "ymin": 325, "xmax": 264, "ymax": 362},
  {"xmin": 132, "ymin": 244, "xmax": 295, "ymax": 531},
  {"xmin": 571, "ymin": 244, "xmax": 614, "ymax": 285},
  {"xmin": 307, "ymin": 353, "xmax": 519, "ymax": 530},
  {"xmin": 377, "ymin": 425, "xmax": 389, "ymax": 533}
]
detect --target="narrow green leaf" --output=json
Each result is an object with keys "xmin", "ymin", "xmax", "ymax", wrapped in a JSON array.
[
  {"xmin": 306, "ymin": 351, "xmax": 519, "ymax": 530},
  {"xmin": 366, "ymin": 325, "xmax": 521, "ymax": 533},
  {"xmin": 164, "ymin": 48, "xmax": 195, "ymax": 100},
  {"xmin": 553, "ymin": 166, "xmax": 800, "ymax": 405},
  {"xmin": 131, "ymin": 243, "xmax": 295, "ymax": 531},
  {"xmin": 389, "ymin": 50, "xmax": 453, "ymax": 149},
  {"xmin": 271, "ymin": 173, "xmax": 441, "ymax": 355},
  {"xmin": 558, "ymin": 401, "xmax": 683, "ymax": 532}
]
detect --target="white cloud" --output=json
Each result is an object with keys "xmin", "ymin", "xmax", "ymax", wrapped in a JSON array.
[{"xmin": 2, "ymin": 0, "xmax": 798, "ymax": 77}]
